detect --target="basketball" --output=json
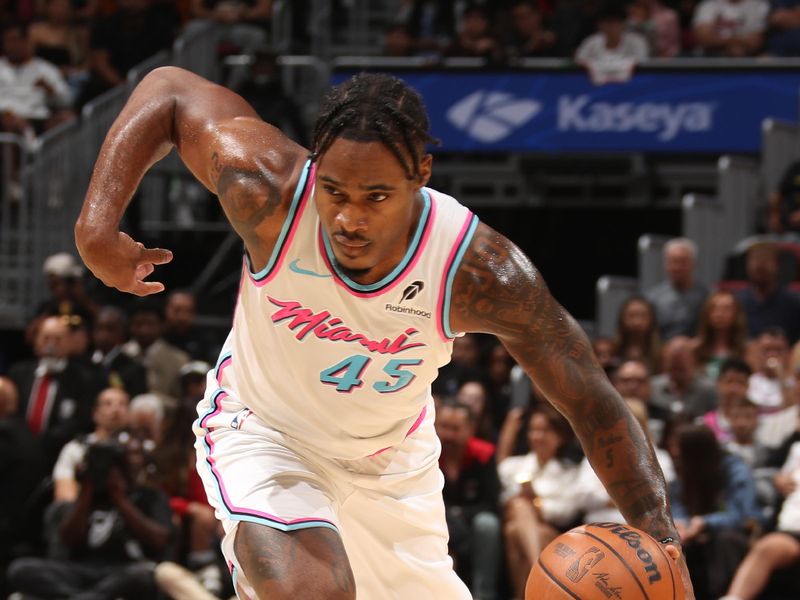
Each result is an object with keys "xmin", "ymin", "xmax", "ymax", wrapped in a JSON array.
[{"xmin": 526, "ymin": 522, "xmax": 684, "ymax": 600}]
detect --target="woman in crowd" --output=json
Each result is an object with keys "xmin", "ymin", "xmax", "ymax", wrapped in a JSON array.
[
  {"xmin": 692, "ymin": 290, "xmax": 748, "ymax": 380},
  {"xmin": 614, "ymin": 295, "xmax": 662, "ymax": 373},
  {"xmin": 497, "ymin": 403, "xmax": 582, "ymax": 599}
]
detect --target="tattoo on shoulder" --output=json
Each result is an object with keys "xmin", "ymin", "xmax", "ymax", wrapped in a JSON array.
[{"xmin": 214, "ymin": 161, "xmax": 283, "ymax": 229}]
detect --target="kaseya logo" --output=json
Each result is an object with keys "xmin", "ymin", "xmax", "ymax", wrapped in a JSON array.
[
  {"xmin": 385, "ymin": 280, "xmax": 431, "ymax": 319},
  {"xmin": 447, "ymin": 90, "xmax": 541, "ymax": 143}
]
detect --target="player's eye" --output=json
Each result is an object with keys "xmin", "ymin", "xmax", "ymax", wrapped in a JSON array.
[
  {"xmin": 368, "ymin": 193, "xmax": 388, "ymax": 203},
  {"xmin": 323, "ymin": 185, "xmax": 342, "ymax": 196}
]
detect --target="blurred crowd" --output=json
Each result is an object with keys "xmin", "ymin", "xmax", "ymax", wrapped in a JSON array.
[
  {"xmin": 3, "ymin": 0, "xmax": 800, "ymax": 599},
  {"xmin": 3, "ymin": 0, "xmax": 800, "ymax": 144},
  {"xmin": 5, "ymin": 231, "xmax": 800, "ymax": 600}
]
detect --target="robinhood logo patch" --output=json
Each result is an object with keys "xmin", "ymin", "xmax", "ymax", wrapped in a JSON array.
[
  {"xmin": 447, "ymin": 91, "xmax": 541, "ymax": 143},
  {"xmin": 385, "ymin": 280, "xmax": 431, "ymax": 318}
]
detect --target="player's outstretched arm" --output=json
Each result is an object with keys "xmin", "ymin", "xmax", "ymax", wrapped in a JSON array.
[
  {"xmin": 449, "ymin": 222, "xmax": 695, "ymax": 598},
  {"xmin": 74, "ymin": 67, "xmax": 265, "ymax": 295}
]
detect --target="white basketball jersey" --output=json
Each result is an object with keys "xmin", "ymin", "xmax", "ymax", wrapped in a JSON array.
[{"xmin": 220, "ymin": 160, "xmax": 479, "ymax": 460}]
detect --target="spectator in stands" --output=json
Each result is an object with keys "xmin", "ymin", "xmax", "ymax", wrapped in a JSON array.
[
  {"xmin": 668, "ymin": 423, "xmax": 761, "ymax": 599},
  {"xmin": 766, "ymin": 0, "xmax": 800, "ymax": 55},
  {"xmin": 34, "ymin": 252, "xmax": 97, "ymax": 326},
  {"xmin": 650, "ymin": 335, "xmax": 717, "ymax": 421},
  {"xmin": 234, "ymin": 49, "xmax": 308, "ymax": 147},
  {"xmin": 626, "ymin": 0, "xmax": 681, "ymax": 57},
  {"xmin": 185, "ymin": 0, "xmax": 271, "ymax": 88},
  {"xmin": 502, "ymin": 0, "xmax": 557, "ymax": 60},
  {"xmin": 498, "ymin": 404, "xmax": 582, "ymax": 599},
  {"xmin": 78, "ymin": 0, "xmax": 178, "ymax": 107},
  {"xmin": 436, "ymin": 401, "xmax": 501, "ymax": 600},
  {"xmin": 123, "ymin": 298, "xmax": 190, "ymax": 401},
  {"xmin": 128, "ymin": 393, "xmax": 165, "ymax": 443},
  {"xmin": 434, "ymin": 332, "xmax": 485, "ymax": 398},
  {"xmin": 162, "ymin": 289, "xmax": 219, "ymax": 364},
  {"xmin": 91, "ymin": 305, "xmax": 148, "ymax": 397},
  {"xmin": 28, "ymin": 0, "xmax": 89, "ymax": 98},
  {"xmin": 613, "ymin": 296, "xmax": 662, "ymax": 373},
  {"xmin": 401, "ymin": 0, "xmax": 459, "ymax": 57},
  {"xmin": 645, "ymin": 237, "xmax": 709, "ymax": 343},
  {"xmin": 548, "ymin": 0, "xmax": 604, "ymax": 57},
  {"xmin": 52, "ymin": 386, "xmax": 130, "ymax": 504},
  {"xmin": 767, "ymin": 158, "xmax": 800, "ymax": 236},
  {"xmin": 748, "ymin": 327, "xmax": 793, "ymax": 413},
  {"xmin": 722, "ymin": 437, "xmax": 800, "ymax": 600},
  {"xmin": 153, "ymin": 362, "xmax": 222, "ymax": 595},
  {"xmin": 692, "ymin": 0, "xmax": 769, "ymax": 56},
  {"xmin": 443, "ymin": 4, "xmax": 504, "ymax": 62},
  {"xmin": 456, "ymin": 378, "xmax": 495, "ymax": 442},
  {"xmin": 0, "ymin": 377, "xmax": 46, "ymax": 598},
  {"xmin": 7, "ymin": 433, "xmax": 172, "ymax": 599},
  {"xmin": 0, "ymin": 21, "xmax": 74, "ymax": 142},
  {"xmin": 591, "ymin": 335, "xmax": 618, "ymax": 376},
  {"xmin": 734, "ymin": 241, "xmax": 800, "ymax": 344},
  {"xmin": 8, "ymin": 315, "xmax": 100, "ymax": 468},
  {"xmin": 701, "ymin": 357, "xmax": 752, "ymax": 443},
  {"xmin": 575, "ymin": 5, "xmax": 649, "ymax": 84},
  {"xmin": 692, "ymin": 290, "xmax": 748, "ymax": 380},
  {"xmin": 382, "ymin": 23, "xmax": 416, "ymax": 57},
  {"xmin": 726, "ymin": 396, "xmax": 770, "ymax": 467}
]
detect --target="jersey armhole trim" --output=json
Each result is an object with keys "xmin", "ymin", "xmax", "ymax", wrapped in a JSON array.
[
  {"xmin": 246, "ymin": 159, "xmax": 315, "ymax": 286},
  {"xmin": 436, "ymin": 213, "xmax": 479, "ymax": 341}
]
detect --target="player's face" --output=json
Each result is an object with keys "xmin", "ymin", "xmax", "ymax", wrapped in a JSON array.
[{"xmin": 315, "ymin": 137, "xmax": 431, "ymax": 282}]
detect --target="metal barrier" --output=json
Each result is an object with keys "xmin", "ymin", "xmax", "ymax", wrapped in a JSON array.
[
  {"xmin": 761, "ymin": 119, "xmax": 800, "ymax": 196},
  {"xmin": 637, "ymin": 234, "xmax": 669, "ymax": 292},
  {"xmin": 595, "ymin": 275, "xmax": 639, "ymax": 339},
  {"xmin": 0, "ymin": 134, "xmax": 33, "ymax": 328},
  {"xmin": 172, "ymin": 21, "xmax": 221, "ymax": 82},
  {"xmin": 683, "ymin": 193, "xmax": 726, "ymax": 286}
]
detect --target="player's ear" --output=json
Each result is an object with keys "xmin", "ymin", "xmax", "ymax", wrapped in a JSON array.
[{"xmin": 416, "ymin": 154, "xmax": 432, "ymax": 189}]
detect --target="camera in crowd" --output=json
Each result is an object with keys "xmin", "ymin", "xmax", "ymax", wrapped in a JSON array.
[{"xmin": 82, "ymin": 435, "xmax": 129, "ymax": 489}]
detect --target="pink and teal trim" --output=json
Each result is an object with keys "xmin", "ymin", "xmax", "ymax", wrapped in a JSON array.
[
  {"xmin": 318, "ymin": 189, "xmax": 435, "ymax": 298},
  {"xmin": 246, "ymin": 159, "xmax": 316, "ymax": 287},
  {"xmin": 197, "ymin": 353, "xmax": 338, "ymax": 533},
  {"xmin": 437, "ymin": 212, "xmax": 479, "ymax": 341}
]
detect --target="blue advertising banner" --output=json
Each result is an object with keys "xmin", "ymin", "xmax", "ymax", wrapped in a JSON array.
[{"xmin": 332, "ymin": 69, "xmax": 800, "ymax": 153}]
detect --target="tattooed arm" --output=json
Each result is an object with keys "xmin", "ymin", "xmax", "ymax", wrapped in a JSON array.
[
  {"xmin": 75, "ymin": 66, "xmax": 307, "ymax": 295},
  {"xmin": 449, "ymin": 223, "xmax": 695, "ymax": 597}
]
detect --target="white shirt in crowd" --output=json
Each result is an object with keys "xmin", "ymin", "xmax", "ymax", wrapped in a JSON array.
[
  {"xmin": 575, "ymin": 31, "xmax": 650, "ymax": 64},
  {"xmin": 0, "ymin": 57, "xmax": 72, "ymax": 120},
  {"xmin": 497, "ymin": 453, "xmax": 582, "ymax": 529},
  {"xmin": 573, "ymin": 447, "xmax": 676, "ymax": 523},
  {"xmin": 692, "ymin": 0, "xmax": 769, "ymax": 37},
  {"xmin": 777, "ymin": 441, "xmax": 800, "ymax": 532}
]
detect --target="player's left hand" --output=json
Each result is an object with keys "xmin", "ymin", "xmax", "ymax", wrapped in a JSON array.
[{"xmin": 663, "ymin": 543, "xmax": 696, "ymax": 600}]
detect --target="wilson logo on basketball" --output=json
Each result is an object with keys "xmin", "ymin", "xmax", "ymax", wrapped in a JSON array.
[
  {"xmin": 566, "ymin": 547, "xmax": 605, "ymax": 583},
  {"xmin": 400, "ymin": 281, "xmax": 424, "ymax": 302},
  {"xmin": 593, "ymin": 522, "xmax": 663, "ymax": 584}
]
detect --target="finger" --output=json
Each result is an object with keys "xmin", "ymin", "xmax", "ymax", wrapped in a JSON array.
[
  {"xmin": 663, "ymin": 544, "xmax": 681, "ymax": 561},
  {"xmin": 135, "ymin": 263, "xmax": 155, "ymax": 279},
  {"xmin": 140, "ymin": 247, "xmax": 173, "ymax": 265},
  {"xmin": 130, "ymin": 280, "xmax": 166, "ymax": 296}
]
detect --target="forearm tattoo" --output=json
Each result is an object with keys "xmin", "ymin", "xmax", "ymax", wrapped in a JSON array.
[{"xmin": 451, "ymin": 224, "xmax": 677, "ymax": 539}]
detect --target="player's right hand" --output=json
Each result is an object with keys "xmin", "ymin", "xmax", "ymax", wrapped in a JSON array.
[{"xmin": 79, "ymin": 230, "xmax": 173, "ymax": 296}]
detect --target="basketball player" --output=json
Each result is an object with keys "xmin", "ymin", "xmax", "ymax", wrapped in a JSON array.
[{"xmin": 75, "ymin": 68, "xmax": 694, "ymax": 599}]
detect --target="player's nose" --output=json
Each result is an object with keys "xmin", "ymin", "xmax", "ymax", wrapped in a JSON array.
[{"xmin": 335, "ymin": 204, "xmax": 367, "ymax": 231}]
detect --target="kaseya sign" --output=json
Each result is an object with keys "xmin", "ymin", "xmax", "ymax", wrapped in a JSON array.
[{"xmin": 333, "ymin": 69, "xmax": 800, "ymax": 153}]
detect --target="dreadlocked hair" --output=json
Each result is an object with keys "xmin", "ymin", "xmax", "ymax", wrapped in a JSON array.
[{"xmin": 311, "ymin": 73, "xmax": 440, "ymax": 179}]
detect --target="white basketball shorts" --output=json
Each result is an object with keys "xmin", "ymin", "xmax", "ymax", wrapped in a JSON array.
[{"xmin": 193, "ymin": 364, "xmax": 471, "ymax": 600}]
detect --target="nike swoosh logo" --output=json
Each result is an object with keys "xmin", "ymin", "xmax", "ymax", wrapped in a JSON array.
[{"xmin": 289, "ymin": 259, "xmax": 332, "ymax": 278}]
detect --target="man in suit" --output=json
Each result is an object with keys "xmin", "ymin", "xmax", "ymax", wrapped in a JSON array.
[
  {"xmin": 123, "ymin": 299, "xmax": 189, "ymax": 402},
  {"xmin": 8, "ymin": 315, "xmax": 101, "ymax": 467},
  {"xmin": 92, "ymin": 305, "xmax": 148, "ymax": 398}
]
